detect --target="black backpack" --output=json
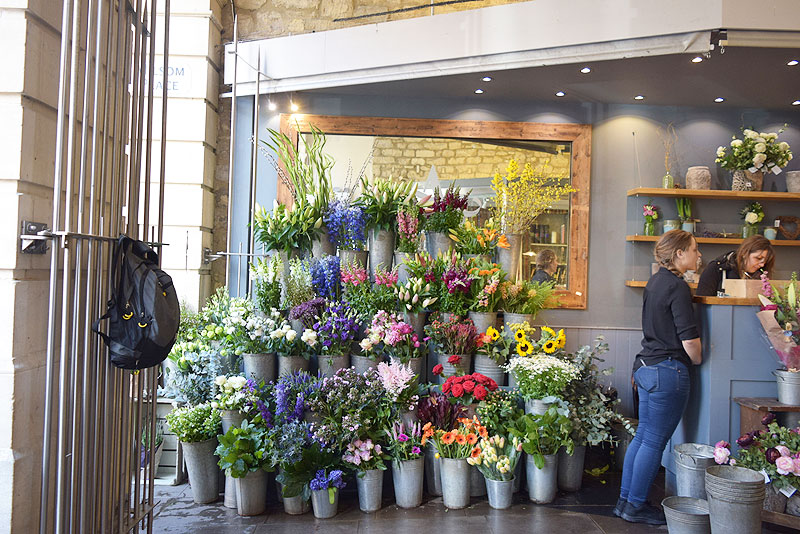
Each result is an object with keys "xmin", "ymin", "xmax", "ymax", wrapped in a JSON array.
[{"xmin": 93, "ymin": 235, "xmax": 180, "ymax": 370}]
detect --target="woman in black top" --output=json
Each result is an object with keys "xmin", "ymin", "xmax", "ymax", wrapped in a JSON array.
[
  {"xmin": 695, "ymin": 235, "xmax": 775, "ymax": 296},
  {"xmin": 531, "ymin": 249, "xmax": 557, "ymax": 284},
  {"xmin": 615, "ymin": 230, "xmax": 703, "ymax": 525}
]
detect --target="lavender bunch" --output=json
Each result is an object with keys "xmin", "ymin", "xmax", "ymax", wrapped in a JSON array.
[
  {"xmin": 310, "ymin": 255, "xmax": 341, "ymax": 300},
  {"xmin": 325, "ymin": 200, "xmax": 367, "ymax": 251},
  {"xmin": 313, "ymin": 300, "xmax": 361, "ymax": 355},
  {"xmin": 289, "ymin": 297, "xmax": 326, "ymax": 329}
]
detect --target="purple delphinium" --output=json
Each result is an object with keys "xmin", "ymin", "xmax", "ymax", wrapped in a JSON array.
[
  {"xmin": 273, "ymin": 370, "xmax": 321, "ymax": 424},
  {"xmin": 242, "ymin": 378, "xmax": 273, "ymax": 428},
  {"xmin": 311, "ymin": 255, "xmax": 341, "ymax": 300},
  {"xmin": 325, "ymin": 200, "xmax": 367, "ymax": 250},
  {"xmin": 313, "ymin": 301, "xmax": 361, "ymax": 355},
  {"xmin": 289, "ymin": 297, "xmax": 326, "ymax": 329}
]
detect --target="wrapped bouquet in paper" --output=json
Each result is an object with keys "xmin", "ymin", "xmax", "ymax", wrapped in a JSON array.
[{"xmin": 757, "ymin": 273, "xmax": 800, "ymax": 371}]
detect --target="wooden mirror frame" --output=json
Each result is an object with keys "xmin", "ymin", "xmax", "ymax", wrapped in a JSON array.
[{"xmin": 280, "ymin": 114, "xmax": 591, "ymax": 309}]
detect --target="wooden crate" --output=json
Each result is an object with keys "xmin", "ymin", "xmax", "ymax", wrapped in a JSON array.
[
  {"xmin": 155, "ymin": 397, "xmax": 186, "ymax": 485},
  {"xmin": 723, "ymin": 279, "xmax": 789, "ymax": 298}
]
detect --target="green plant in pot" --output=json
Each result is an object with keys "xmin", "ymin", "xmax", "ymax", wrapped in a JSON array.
[
  {"xmin": 675, "ymin": 197, "xmax": 695, "ymax": 233},
  {"xmin": 508, "ymin": 404, "xmax": 574, "ymax": 469},
  {"xmin": 215, "ymin": 418, "xmax": 274, "ymax": 478}
]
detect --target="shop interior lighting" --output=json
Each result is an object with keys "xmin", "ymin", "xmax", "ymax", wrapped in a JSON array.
[
  {"xmin": 555, "ymin": 91, "xmax": 565, "ymax": 97},
  {"xmin": 714, "ymin": 97, "xmax": 725, "ymax": 103},
  {"xmin": 268, "ymin": 99, "xmax": 277, "ymax": 111},
  {"xmin": 290, "ymin": 101, "xmax": 299, "ymax": 112},
  {"xmin": 482, "ymin": 76, "xmax": 492, "ymax": 82},
  {"xmin": 634, "ymin": 95, "xmax": 645, "ymax": 100},
  {"xmin": 580, "ymin": 67, "xmax": 591, "ymax": 73},
  {"xmin": 474, "ymin": 89, "xmax": 484, "ymax": 94},
  {"xmin": 788, "ymin": 60, "xmax": 799, "ymax": 66},
  {"xmin": 691, "ymin": 56, "xmax": 704, "ymax": 63}
]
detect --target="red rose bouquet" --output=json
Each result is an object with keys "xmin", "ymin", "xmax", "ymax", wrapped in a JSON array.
[{"xmin": 441, "ymin": 372, "xmax": 499, "ymax": 405}]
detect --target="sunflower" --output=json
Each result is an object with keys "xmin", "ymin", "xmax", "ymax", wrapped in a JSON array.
[
  {"xmin": 514, "ymin": 329, "xmax": 527, "ymax": 342},
  {"xmin": 541, "ymin": 326, "xmax": 556, "ymax": 338},
  {"xmin": 441, "ymin": 431, "xmax": 456, "ymax": 445},
  {"xmin": 455, "ymin": 433, "xmax": 468, "ymax": 446},
  {"xmin": 486, "ymin": 326, "xmax": 500, "ymax": 341},
  {"xmin": 543, "ymin": 340, "xmax": 557, "ymax": 354},
  {"xmin": 556, "ymin": 330, "xmax": 566, "ymax": 349},
  {"xmin": 516, "ymin": 341, "xmax": 533, "ymax": 356}
]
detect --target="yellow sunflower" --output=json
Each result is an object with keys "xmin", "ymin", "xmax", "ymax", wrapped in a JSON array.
[
  {"xmin": 514, "ymin": 329, "xmax": 527, "ymax": 342},
  {"xmin": 541, "ymin": 326, "xmax": 556, "ymax": 338},
  {"xmin": 543, "ymin": 340, "xmax": 557, "ymax": 354},
  {"xmin": 486, "ymin": 326, "xmax": 500, "ymax": 341},
  {"xmin": 556, "ymin": 330, "xmax": 566, "ymax": 349},
  {"xmin": 516, "ymin": 340, "xmax": 533, "ymax": 356}
]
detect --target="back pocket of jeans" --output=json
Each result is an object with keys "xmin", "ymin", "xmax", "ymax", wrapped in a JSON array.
[{"xmin": 635, "ymin": 366, "xmax": 659, "ymax": 392}]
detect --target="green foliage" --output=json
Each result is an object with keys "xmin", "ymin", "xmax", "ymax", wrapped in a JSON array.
[
  {"xmin": 476, "ymin": 389, "xmax": 523, "ymax": 437},
  {"xmin": 499, "ymin": 280, "xmax": 556, "ymax": 315},
  {"xmin": 275, "ymin": 442, "xmax": 339, "ymax": 500},
  {"xmin": 508, "ymin": 404, "xmax": 574, "ymax": 469},
  {"xmin": 357, "ymin": 176, "xmax": 418, "ymax": 232},
  {"xmin": 215, "ymin": 419, "xmax": 274, "ymax": 478},
  {"xmin": 165, "ymin": 403, "xmax": 221, "ymax": 443}
]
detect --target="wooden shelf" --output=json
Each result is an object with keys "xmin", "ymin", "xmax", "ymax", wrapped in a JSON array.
[
  {"xmin": 627, "ymin": 187, "xmax": 800, "ymax": 201},
  {"xmin": 626, "ymin": 235, "xmax": 800, "ymax": 246},
  {"xmin": 626, "ymin": 280, "xmax": 698, "ymax": 289}
]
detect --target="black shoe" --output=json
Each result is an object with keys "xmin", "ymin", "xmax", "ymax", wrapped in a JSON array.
[
  {"xmin": 612, "ymin": 498, "xmax": 626, "ymax": 517},
  {"xmin": 620, "ymin": 501, "xmax": 667, "ymax": 525}
]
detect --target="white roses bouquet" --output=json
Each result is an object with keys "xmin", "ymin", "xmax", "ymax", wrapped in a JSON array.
[
  {"xmin": 740, "ymin": 201, "xmax": 765, "ymax": 227},
  {"xmin": 716, "ymin": 126, "xmax": 793, "ymax": 175}
]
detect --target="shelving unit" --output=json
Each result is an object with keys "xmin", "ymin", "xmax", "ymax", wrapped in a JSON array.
[
  {"xmin": 626, "ymin": 235, "xmax": 800, "ymax": 247},
  {"xmin": 625, "ymin": 280, "xmax": 697, "ymax": 289}
]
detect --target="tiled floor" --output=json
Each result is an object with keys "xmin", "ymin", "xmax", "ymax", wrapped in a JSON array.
[{"xmin": 152, "ymin": 470, "xmax": 793, "ymax": 533}]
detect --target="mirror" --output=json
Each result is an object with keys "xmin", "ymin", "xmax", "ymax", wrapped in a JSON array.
[{"xmin": 280, "ymin": 115, "xmax": 591, "ymax": 309}]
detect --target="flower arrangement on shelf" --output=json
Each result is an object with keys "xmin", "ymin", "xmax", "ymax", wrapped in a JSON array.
[
  {"xmin": 165, "ymin": 402, "xmax": 222, "ymax": 443},
  {"xmin": 505, "ymin": 353, "xmax": 579, "ymax": 402},
  {"xmin": 397, "ymin": 203, "xmax": 425, "ymax": 253},
  {"xmin": 715, "ymin": 126, "xmax": 793, "ymax": 175},
  {"xmin": 310, "ymin": 255, "xmax": 341, "ymax": 300},
  {"xmin": 360, "ymin": 310, "xmax": 427, "ymax": 364},
  {"xmin": 289, "ymin": 297, "xmax": 326, "ymax": 329},
  {"xmin": 394, "ymin": 276, "xmax": 438, "ymax": 313},
  {"xmin": 476, "ymin": 389, "xmax": 524, "ymax": 437},
  {"xmin": 490, "ymin": 158, "xmax": 576, "ymax": 235},
  {"xmin": 468, "ymin": 262, "xmax": 504, "ymax": 313},
  {"xmin": 284, "ymin": 258, "xmax": 315, "ymax": 310},
  {"xmin": 250, "ymin": 254, "xmax": 282, "ymax": 312},
  {"xmin": 440, "ymin": 373, "xmax": 499, "ymax": 405},
  {"xmin": 741, "ymin": 201, "xmax": 765, "ymax": 227},
  {"xmin": 430, "ymin": 416, "xmax": 486, "ymax": 459},
  {"xmin": 424, "ymin": 314, "xmax": 479, "ymax": 357},
  {"xmin": 215, "ymin": 418, "xmax": 275, "ymax": 478},
  {"xmin": 325, "ymin": 199, "xmax": 368, "ymax": 251},
  {"xmin": 499, "ymin": 280, "xmax": 557, "ymax": 316},
  {"xmin": 449, "ymin": 219, "xmax": 510, "ymax": 255},
  {"xmin": 357, "ymin": 176, "xmax": 418, "ymax": 232},
  {"xmin": 425, "ymin": 183, "xmax": 470, "ymax": 233},
  {"xmin": 642, "ymin": 200, "xmax": 659, "ymax": 236},
  {"xmin": 508, "ymin": 404, "xmax": 574, "ymax": 469},
  {"xmin": 757, "ymin": 272, "xmax": 800, "ymax": 370},
  {"xmin": 468, "ymin": 434, "xmax": 523, "ymax": 482},
  {"xmin": 476, "ymin": 325, "xmax": 514, "ymax": 366},
  {"xmin": 270, "ymin": 322, "xmax": 317, "ymax": 360},
  {"xmin": 714, "ymin": 413, "xmax": 800, "ymax": 493},
  {"xmin": 376, "ymin": 360, "xmax": 420, "ymax": 412},
  {"xmin": 313, "ymin": 301, "xmax": 361, "ymax": 356},
  {"xmin": 385, "ymin": 421, "xmax": 424, "ymax": 462},
  {"xmin": 212, "ymin": 375, "xmax": 270, "ymax": 418},
  {"xmin": 224, "ymin": 303, "xmax": 283, "ymax": 356}
]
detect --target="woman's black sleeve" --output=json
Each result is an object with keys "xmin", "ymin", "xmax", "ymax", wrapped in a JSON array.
[
  {"xmin": 671, "ymin": 282, "xmax": 700, "ymax": 340},
  {"xmin": 695, "ymin": 262, "xmax": 721, "ymax": 296}
]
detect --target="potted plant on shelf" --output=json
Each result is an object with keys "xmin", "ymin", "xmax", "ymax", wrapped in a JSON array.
[
  {"xmin": 270, "ymin": 319, "xmax": 317, "ymax": 377},
  {"xmin": 437, "ymin": 372, "xmax": 499, "ymax": 417},
  {"xmin": 675, "ymin": 197, "xmax": 696, "ymax": 234},
  {"xmin": 165, "ymin": 402, "xmax": 222, "ymax": 504},
  {"xmin": 490, "ymin": 159, "xmax": 576, "ymax": 280},
  {"xmin": 715, "ymin": 126, "xmax": 793, "ymax": 191},
  {"xmin": 225, "ymin": 302, "xmax": 283, "ymax": 385},
  {"xmin": 757, "ymin": 272, "xmax": 800, "ymax": 400},
  {"xmin": 360, "ymin": 310, "xmax": 428, "ymax": 377},
  {"xmin": 642, "ymin": 200, "xmax": 659, "ymax": 236},
  {"xmin": 740, "ymin": 201, "xmax": 765, "ymax": 239},
  {"xmin": 424, "ymin": 183, "xmax": 470, "ymax": 257},
  {"xmin": 468, "ymin": 434, "xmax": 523, "ymax": 509},
  {"xmin": 358, "ymin": 176, "xmax": 418, "ymax": 277},
  {"xmin": 309, "ymin": 468, "xmax": 347, "ymax": 519},
  {"xmin": 385, "ymin": 421, "xmax": 425, "ymax": 508},
  {"xmin": 215, "ymin": 418, "xmax": 274, "ymax": 516},
  {"xmin": 509, "ymin": 404, "xmax": 574, "ymax": 504},
  {"xmin": 395, "ymin": 202, "xmax": 425, "ymax": 283},
  {"xmin": 326, "ymin": 199, "xmax": 369, "ymax": 268},
  {"xmin": 474, "ymin": 325, "xmax": 513, "ymax": 386},
  {"xmin": 476, "ymin": 388, "xmax": 525, "ymax": 492},
  {"xmin": 424, "ymin": 314, "xmax": 479, "ymax": 383},
  {"xmin": 430, "ymin": 416, "xmax": 486, "ymax": 509},
  {"xmin": 313, "ymin": 300, "xmax": 361, "ymax": 376}
]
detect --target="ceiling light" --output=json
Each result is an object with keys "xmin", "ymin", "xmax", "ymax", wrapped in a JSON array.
[
  {"xmin": 482, "ymin": 76, "xmax": 492, "ymax": 82},
  {"xmin": 290, "ymin": 101, "xmax": 299, "ymax": 112},
  {"xmin": 788, "ymin": 60, "xmax": 799, "ymax": 66},
  {"xmin": 691, "ymin": 56, "xmax": 704, "ymax": 63},
  {"xmin": 793, "ymin": 100, "xmax": 800, "ymax": 106},
  {"xmin": 580, "ymin": 67, "xmax": 591, "ymax": 74},
  {"xmin": 268, "ymin": 100, "xmax": 277, "ymax": 111},
  {"xmin": 634, "ymin": 95, "xmax": 645, "ymax": 100},
  {"xmin": 555, "ymin": 91, "xmax": 565, "ymax": 97},
  {"xmin": 474, "ymin": 89, "xmax": 484, "ymax": 94},
  {"xmin": 714, "ymin": 97, "xmax": 725, "ymax": 103}
]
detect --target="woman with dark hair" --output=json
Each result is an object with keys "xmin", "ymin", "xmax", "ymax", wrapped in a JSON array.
[
  {"xmin": 615, "ymin": 230, "xmax": 703, "ymax": 525},
  {"xmin": 531, "ymin": 249, "xmax": 557, "ymax": 284},
  {"xmin": 695, "ymin": 235, "xmax": 776, "ymax": 296}
]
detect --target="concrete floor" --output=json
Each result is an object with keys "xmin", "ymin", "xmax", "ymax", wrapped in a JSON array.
[{"xmin": 150, "ymin": 468, "xmax": 795, "ymax": 534}]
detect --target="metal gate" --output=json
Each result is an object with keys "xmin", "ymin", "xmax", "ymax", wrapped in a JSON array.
[{"xmin": 34, "ymin": 0, "xmax": 170, "ymax": 532}]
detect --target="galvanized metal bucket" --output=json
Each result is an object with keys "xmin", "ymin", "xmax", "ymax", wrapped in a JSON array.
[
  {"xmin": 526, "ymin": 454, "xmax": 558, "ymax": 504},
  {"xmin": 395, "ymin": 251, "xmax": 413, "ymax": 284},
  {"xmin": 235, "ymin": 470, "xmax": 267, "ymax": 516},
  {"xmin": 181, "ymin": 438, "xmax": 219, "ymax": 504},
  {"xmin": 318, "ymin": 354, "xmax": 349, "ymax": 377},
  {"xmin": 357, "ymin": 469, "xmax": 384, "ymax": 512},
  {"xmin": 774, "ymin": 369, "xmax": 800, "ymax": 405},
  {"xmin": 503, "ymin": 312, "xmax": 534, "ymax": 335},
  {"xmin": 557, "ymin": 445, "xmax": 586, "ymax": 492},
  {"xmin": 485, "ymin": 477, "xmax": 514, "ymax": 509},
  {"xmin": 221, "ymin": 410, "xmax": 245, "ymax": 509},
  {"xmin": 704, "ymin": 465, "xmax": 765, "ymax": 534},
  {"xmin": 468, "ymin": 311, "xmax": 497, "ymax": 336},
  {"xmin": 311, "ymin": 488, "xmax": 340, "ymax": 519},
  {"xmin": 403, "ymin": 311, "xmax": 427, "ymax": 341},
  {"xmin": 425, "ymin": 443, "xmax": 442, "ymax": 496},
  {"xmin": 440, "ymin": 458, "xmax": 470, "ymax": 509},
  {"xmin": 470, "ymin": 465, "xmax": 487, "ymax": 496},
  {"xmin": 242, "ymin": 353, "xmax": 276, "ymax": 384},
  {"xmin": 662, "ymin": 496, "xmax": 711, "ymax": 534},
  {"xmin": 674, "ymin": 443, "xmax": 715, "ymax": 499},
  {"xmin": 339, "ymin": 249, "xmax": 368, "ymax": 270},
  {"xmin": 369, "ymin": 229, "xmax": 395, "ymax": 278},
  {"xmin": 278, "ymin": 354, "xmax": 309, "ymax": 377},
  {"xmin": 351, "ymin": 354, "xmax": 379, "ymax": 374},
  {"xmin": 525, "ymin": 398, "xmax": 553, "ymax": 416},
  {"xmin": 392, "ymin": 458, "xmax": 424, "ymax": 508},
  {"xmin": 282, "ymin": 492, "xmax": 310, "ymax": 515},
  {"xmin": 474, "ymin": 353, "xmax": 505, "ymax": 387},
  {"xmin": 426, "ymin": 231, "xmax": 452, "ymax": 257}
]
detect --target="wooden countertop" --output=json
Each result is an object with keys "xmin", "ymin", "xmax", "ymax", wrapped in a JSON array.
[{"xmin": 693, "ymin": 296, "xmax": 760, "ymax": 306}]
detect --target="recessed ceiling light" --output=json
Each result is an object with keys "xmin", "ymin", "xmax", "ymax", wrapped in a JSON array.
[
  {"xmin": 788, "ymin": 60, "xmax": 799, "ymax": 66},
  {"xmin": 634, "ymin": 95, "xmax": 645, "ymax": 100},
  {"xmin": 268, "ymin": 100, "xmax": 277, "ymax": 111},
  {"xmin": 290, "ymin": 102, "xmax": 299, "ymax": 112},
  {"xmin": 714, "ymin": 97, "xmax": 725, "ymax": 103},
  {"xmin": 474, "ymin": 89, "xmax": 484, "ymax": 94},
  {"xmin": 555, "ymin": 91, "xmax": 565, "ymax": 97},
  {"xmin": 691, "ymin": 56, "xmax": 704, "ymax": 63},
  {"xmin": 793, "ymin": 100, "xmax": 800, "ymax": 106},
  {"xmin": 482, "ymin": 76, "xmax": 492, "ymax": 82},
  {"xmin": 580, "ymin": 67, "xmax": 591, "ymax": 74}
]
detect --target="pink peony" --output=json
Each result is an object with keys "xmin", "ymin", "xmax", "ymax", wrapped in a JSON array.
[
  {"xmin": 776, "ymin": 445, "xmax": 792, "ymax": 457},
  {"xmin": 713, "ymin": 447, "xmax": 730, "ymax": 465},
  {"xmin": 792, "ymin": 458, "xmax": 800, "ymax": 475},
  {"xmin": 776, "ymin": 455, "xmax": 795, "ymax": 475}
]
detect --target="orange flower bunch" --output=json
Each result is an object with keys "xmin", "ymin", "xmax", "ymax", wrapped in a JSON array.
[
  {"xmin": 449, "ymin": 219, "xmax": 510, "ymax": 256},
  {"xmin": 428, "ymin": 416, "xmax": 489, "ymax": 459}
]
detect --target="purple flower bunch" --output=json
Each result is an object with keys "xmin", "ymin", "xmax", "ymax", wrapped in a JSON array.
[
  {"xmin": 311, "ymin": 255, "xmax": 341, "ymax": 300},
  {"xmin": 242, "ymin": 378, "xmax": 273, "ymax": 428},
  {"xmin": 443, "ymin": 264, "xmax": 473, "ymax": 294},
  {"xmin": 430, "ymin": 184, "xmax": 469, "ymax": 213},
  {"xmin": 289, "ymin": 297, "xmax": 326, "ymax": 329},
  {"xmin": 384, "ymin": 421, "xmax": 424, "ymax": 462},
  {"xmin": 325, "ymin": 200, "xmax": 367, "ymax": 250},
  {"xmin": 313, "ymin": 300, "xmax": 362, "ymax": 355},
  {"xmin": 309, "ymin": 469, "xmax": 346, "ymax": 491},
  {"xmin": 273, "ymin": 370, "xmax": 321, "ymax": 424}
]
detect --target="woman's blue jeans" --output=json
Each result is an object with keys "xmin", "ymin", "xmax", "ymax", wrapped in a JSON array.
[{"xmin": 619, "ymin": 358, "xmax": 690, "ymax": 505}]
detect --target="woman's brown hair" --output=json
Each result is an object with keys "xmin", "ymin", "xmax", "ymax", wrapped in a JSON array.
[
  {"xmin": 536, "ymin": 249, "xmax": 557, "ymax": 269},
  {"xmin": 736, "ymin": 235, "xmax": 775, "ymax": 276},
  {"xmin": 653, "ymin": 230, "xmax": 696, "ymax": 276}
]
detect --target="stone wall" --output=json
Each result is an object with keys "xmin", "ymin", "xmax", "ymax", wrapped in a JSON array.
[{"xmin": 371, "ymin": 137, "xmax": 571, "ymax": 181}]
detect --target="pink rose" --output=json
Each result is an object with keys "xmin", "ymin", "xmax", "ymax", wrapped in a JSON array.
[
  {"xmin": 776, "ymin": 456, "xmax": 794, "ymax": 475},
  {"xmin": 776, "ymin": 445, "xmax": 791, "ymax": 457},
  {"xmin": 713, "ymin": 447, "xmax": 730, "ymax": 465}
]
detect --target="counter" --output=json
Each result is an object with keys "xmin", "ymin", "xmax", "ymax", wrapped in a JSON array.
[{"xmin": 662, "ymin": 299, "xmax": 778, "ymax": 492}]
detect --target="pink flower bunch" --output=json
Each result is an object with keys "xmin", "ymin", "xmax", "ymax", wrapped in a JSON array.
[
  {"xmin": 376, "ymin": 360, "xmax": 416, "ymax": 402},
  {"xmin": 341, "ymin": 263, "xmax": 368, "ymax": 286},
  {"xmin": 398, "ymin": 207, "xmax": 420, "ymax": 240},
  {"xmin": 761, "ymin": 272, "xmax": 774, "ymax": 299},
  {"xmin": 443, "ymin": 265, "xmax": 473, "ymax": 294},
  {"xmin": 385, "ymin": 321, "xmax": 414, "ymax": 346},
  {"xmin": 342, "ymin": 438, "xmax": 382, "ymax": 467},
  {"xmin": 375, "ymin": 267, "xmax": 399, "ymax": 288},
  {"xmin": 713, "ymin": 440, "xmax": 732, "ymax": 465},
  {"xmin": 643, "ymin": 204, "xmax": 658, "ymax": 217}
]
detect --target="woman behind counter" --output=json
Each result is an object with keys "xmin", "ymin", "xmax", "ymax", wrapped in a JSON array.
[
  {"xmin": 695, "ymin": 235, "xmax": 775, "ymax": 296},
  {"xmin": 531, "ymin": 249, "xmax": 557, "ymax": 284},
  {"xmin": 615, "ymin": 230, "xmax": 703, "ymax": 525}
]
